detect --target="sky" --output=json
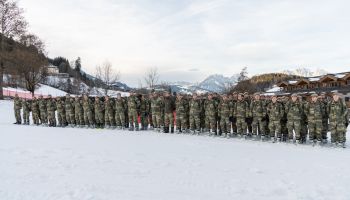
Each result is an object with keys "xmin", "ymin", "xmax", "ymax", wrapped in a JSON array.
[{"xmin": 19, "ymin": 0, "xmax": 350, "ymax": 86}]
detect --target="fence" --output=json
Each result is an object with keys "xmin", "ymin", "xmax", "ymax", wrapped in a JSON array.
[{"xmin": 2, "ymin": 89, "xmax": 51, "ymax": 99}]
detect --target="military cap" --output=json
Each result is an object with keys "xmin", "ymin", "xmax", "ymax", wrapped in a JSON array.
[
  {"xmin": 291, "ymin": 93, "xmax": 298, "ymax": 97},
  {"xmin": 311, "ymin": 94, "xmax": 318, "ymax": 97}
]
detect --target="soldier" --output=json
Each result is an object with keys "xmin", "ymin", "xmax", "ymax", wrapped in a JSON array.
[
  {"xmin": 234, "ymin": 93, "xmax": 249, "ymax": 138},
  {"xmin": 22, "ymin": 98, "xmax": 30, "ymax": 125},
  {"xmin": 128, "ymin": 92, "xmax": 141, "ymax": 131},
  {"xmin": 218, "ymin": 94, "xmax": 232, "ymax": 137},
  {"xmin": 115, "ymin": 93, "xmax": 127, "ymax": 129},
  {"xmin": 104, "ymin": 96, "xmax": 115, "ymax": 128},
  {"xmin": 285, "ymin": 94, "xmax": 302, "ymax": 143},
  {"xmin": 74, "ymin": 96, "xmax": 84, "ymax": 127},
  {"xmin": 38, "ymin": 95, "xmax": 48, "ymax": 126},
  {"xmin": 46, "ymin": 95, "xmax": 56, "ymax": 127},
  {"xmin": 267, "ymin": 95, "xmax": 284, "ymax": 142},
  {"xmin": 280, "ymin": 96, "xmax": 289, "ymax": 142},
  {"xmin": 13, "ymin": 94, "xmax": 22, "ymax": 124},
  {"xmin": 328, "ymin": 92, "xmax": 348, "ymax": 148},
  {"xmin": 204, "ymin": 94, "xmax": 218, "ymax": 134},
  {"xmin": 56, "ymin": 97, "xmax": 66, "ymax": 127},
  {"xmin": 244, "ymin": 92, "xmax": 253, "ymax": 134},
  {"xmin": 175, "ymin": 94, "xmax": 189, "ymax": 133},
  {"xmin": 298, "ymin": 95, "xmax": 308, "ymax": 143},
  {"xmin": 31, "ymin": 97, "xmax": 40, "ymax": 125},
  {"xmin": 140, "ymin": 94, "xmax": 150, "ymax": 130},
  {"xmin": 319, "ymin": 92, "xmax": 329, "ymax": 143},
  {"xmin": 250, "ymin": 93, "xmax": 266, "ymax": 140},
  {"xmin": 189, "ymin": 93, "xmax": 201, "ymax": 134},
  {"xmin": 94, "ymin": 96, "xmax": 105, "ymax": 128},
  {"xmin": 65, "ymin": 94, "xmax": 75, "ymax": 127},
  {"xmin": 231, "ymin": 92, "xmax": 238, "ymax": 134},
  {"xmin": 151, "ymin": 93, "xmax": 163, "ymax": 132},
  {"xmin": 163, "ymin": 92, "xmax": 176, "ymax": 133},
  {"xmin": 305, "ymin": 93, "xmax": 324, "ymax": 145},
  {"xmin": 82, "ymin": 94, "xmax": 94, "ymax": 128}
]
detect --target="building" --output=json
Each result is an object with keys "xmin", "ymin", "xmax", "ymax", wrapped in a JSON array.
[
  {"xmin": 277, "ymin": 72, "xmax": 350, "ymax": 107},
  {"xmin": 47, "ymin": 65, "xmax": 59, "ymax": 75}
]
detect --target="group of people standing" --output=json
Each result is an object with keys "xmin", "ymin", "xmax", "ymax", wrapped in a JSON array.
[{"xmin": 13, "ymin": 90, "xmax": 349, "ymax": 148}]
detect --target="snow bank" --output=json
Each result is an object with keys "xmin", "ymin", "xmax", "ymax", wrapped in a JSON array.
[{"xmin": 0, "ymin": 100, "xmax": 349, "ymax": 200}]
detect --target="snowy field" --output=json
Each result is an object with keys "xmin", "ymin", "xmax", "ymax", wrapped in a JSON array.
[{"xmin": 0, "ymin": 100, "xmax": 350, "ymax": 200}]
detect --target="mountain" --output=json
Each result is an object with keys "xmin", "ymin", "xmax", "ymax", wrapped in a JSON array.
[
  {"xmin": 282, "ymin": 68, "xmax": 328, "ymax": 77},
  {"xmin": 198, "ymin": 74, "xmax": 240, "ymax": 93}
]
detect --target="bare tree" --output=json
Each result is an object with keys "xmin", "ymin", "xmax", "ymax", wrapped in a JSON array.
[
  {"xmin": 95, "ymin": 61, "xmax": 120, "ymax": 95},
  {"xmin": 144, "ymin": 67, "xmax": 159, "ymax": 89},
  {"xmin": 15, "ymin": 34, "xmax": 48, "ymax": 96},
  {"xmin": 0, "ymin": 0, "xmax": 27, "ymax": 99}
]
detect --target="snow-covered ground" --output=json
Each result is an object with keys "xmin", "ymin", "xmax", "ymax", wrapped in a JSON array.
[{"xmin": 0, "ymin": 100, "xmax": 349, "ymax": 200}]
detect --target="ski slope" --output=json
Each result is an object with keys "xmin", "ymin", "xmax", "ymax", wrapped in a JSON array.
[{"xmin": 0, "ymin": 100, "xmax": 349, "ymax": 200}]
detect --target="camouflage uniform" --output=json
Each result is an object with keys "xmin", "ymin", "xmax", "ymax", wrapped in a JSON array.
[
  {"xmin": 328, "ymin": 98, "xmax": 348, "ymax": 144},
  {"xmin": 38, "ymin": 97, "xmax": 48, "ymax": 125},
  {"xmin": 280, "ymin": 98, "xmax": 289, "ymax": 141},
  {"xmin": 13, "ymin": 96, "xmax": 22, "ymax": 124},
  {"xmin": 218, "ymin": 96, "xmax": 232, "ymax": 136},
  {"xmin": 74, "ymin": 97, "xmax": 84, "ymax": 126},
  {"xmin": 163, "ymin": 95, "xmax": 176, "ymax": 133},
  {"xmin": 83, "ymin": 96, "xmax": 94, "ymax": 127},
  {"xmin": 151, "ymin": 95, "xmax": 163, "ymax": 131},
  {"xmin": 298, "ymin": 97, "xmax": 308, "ymax": 143},
  {"xmin": 65, "ymin": 97, "xmax": 75, "ymax": 126},
  {"xmin": 189, "ymin": 96, "xmax": 201, "ymax": 133},
  {"xmin": 31, "ymin": 98, "xmax": 40, "ymax": 125},
  {"xmin": 47, "ymin": 97, "xmax": 57, "ymax": 127},
  {"xmin": 128, "ymin": 94, "xmax": 141, "ymax": 131},
  {"xmin": 175, "ymin": 96, "xmax": 189, "ymax": 133},
  {"xmin": 320, "ymin": 97, "xmax": 329, "ymax": 141},
  {"xmin": 104, "ymin": 97, "xmax": 115, "ymax": 128},
  {"xmin": 204, "ymin": 96, "xmax": 218, "ymax": 133},
  {"xmin": 267, "ymin": 99, "xmax": 284, "ymax": 140},
  {"xmin": 56, "ymin": 97, "xmax": 66, "ymax": 127},
  {"xmin": 285, "ymin": 97, "xmax": 302, "ymax": 141},
  {"xmin": 305, "ymin": 98, "xmax": 324, "ymax": 142},
  {"xmin": 115, "ymin": 96, "xmax": 127, "ymax": 128},
  {"xmin": 140, "ymin": 96, "xmax": 150, "ymax": 130},
  {"xmin": 94, "ymin": 98, "xmax": 105, "ymax": 128},
  {"xmin": 250, "ymin": 97, "xmax": 266, "ymax": 138},
  {"xmin": 234, "ymin": 98, "xmax": 249, "ymax": 136},
  {"xmin": 22, "ymin": 99, "xmax": 30, "ymax": 125}
]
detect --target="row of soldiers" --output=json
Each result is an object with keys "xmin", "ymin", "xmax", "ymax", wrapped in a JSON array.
[{"xmin": 13, "ymin": 91, "xmax": 349, "ymax": 147}]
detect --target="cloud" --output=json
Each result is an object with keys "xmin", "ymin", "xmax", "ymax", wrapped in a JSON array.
[{"xmin": 19, "ymin": 0, "xmax": 350, "ymax": 86}]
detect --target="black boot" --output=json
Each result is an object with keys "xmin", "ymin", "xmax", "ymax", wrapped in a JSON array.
[
  {"xmin": 171, "ymin": 127, "xmax": 174, "ymax": 133},
  {"xmin": 164, "ymin": 127, "xmax": 169, "ymax": 133}
]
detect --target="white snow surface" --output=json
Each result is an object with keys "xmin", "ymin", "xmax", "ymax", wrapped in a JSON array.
[{"xmin": 0, "ymin": 100, "xmax": 350, "ymax": 200}]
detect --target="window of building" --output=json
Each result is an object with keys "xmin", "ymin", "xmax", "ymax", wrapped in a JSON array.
[{"xmin": 345, "ymin": 97, "xmax": 350, "ymax": 102}]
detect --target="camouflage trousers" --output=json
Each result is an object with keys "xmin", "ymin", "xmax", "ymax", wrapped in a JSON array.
[
  {"xmin": 329, "ymin": 120, "xmax": 346, "ymax": 143},
  {"xmin": 128, "ymin": 110, "xmax": 139, "ymax": 128},
  {"xmin": 300, "ymin": 120, "xmax": 308, "ymax": 141},
  {"xmin": 115, "ymin": 110, "xmax": 126, "ymax": 127},
  {"xmin": 84, "ymin": 111, "xmax": 94, "ymax": 126},
  {"xmin": 57, "ymin": 111, "xmax": 66, "ymax": 126},
  {"xmin": 105, "ymin": 111, "xmax": 114, "ymax": 126},
  {"xmin": 236, "ymin": 117, "xmax": 247, "ymax": 135},
  {"xmin": 164, "ymin": 112, "xmax": 174, "ymax": 128},
  {"xmin": 287, "ymin": 119, "xmax": 301, "ymax": 140},
  {"xmin": 22, "ymin": 110, "xmax": 30, "ymax": 124},
  {"xmin": 252, "ymin": 117, "xmax": 265, "ymax": 136},
  {"xmin": 269, "ymin": 120, "xmax": 281, "ymax": 138},
  {"xmin": 189, "ymin": 113, "xmax": 201, "ymax": 131},
  {"xmin": 308, "ymin": 120, "xmax": 323, "ymax": 141},
  {"xmin": 75, "ymin": 111, "xmax": 84, "ymax": 125},
  {"xmin": 40, "ymin": 110, "xmax": 47, "ymax": 124},
  {"xmin": 322, "ymin": 118, "xmax": 328, "ymax": 140},
  {"xmin": 94, "ymin": 111, "xmax": 104, "ymax": 125},
  {"xmin": 32, "ymin": 111, "xmax": 40, "ymax": 125},
  {"xmin": 220, "ymin": 115, "xmax": 230, "ymax": 134},
  {"xmin": 176, "ymin": 113, "xmax": 187, "ymax": 131},
  {"xmin": 48, "ymin": 110, "xmax": 56, "ymax": 126},
  {"xmin": 152, "ymin": 112, "xmax": 162, "ymax": 128},
  {"xmin": 140, "ymin": 113, "xmax": 149, "ymax": 129},
  {"xmin": 205, "ymin": 114, "xmax": 217, "ymax": 131},
  {"xmin": 66, "ymin": 111, "xmax": 75, "ymax": 125}
]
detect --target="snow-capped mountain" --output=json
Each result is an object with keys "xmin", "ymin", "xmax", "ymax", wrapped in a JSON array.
[
  {"xmin": 198, "ymin": 74, "xmax": 240, "ymax": 93},
  {"xmin": 282, "ymin": 68, "xmax": 328, "ymax": 77},
  {"xmin": 168, "ymin": 74, "xmax": 240, "ymax": 93}
]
